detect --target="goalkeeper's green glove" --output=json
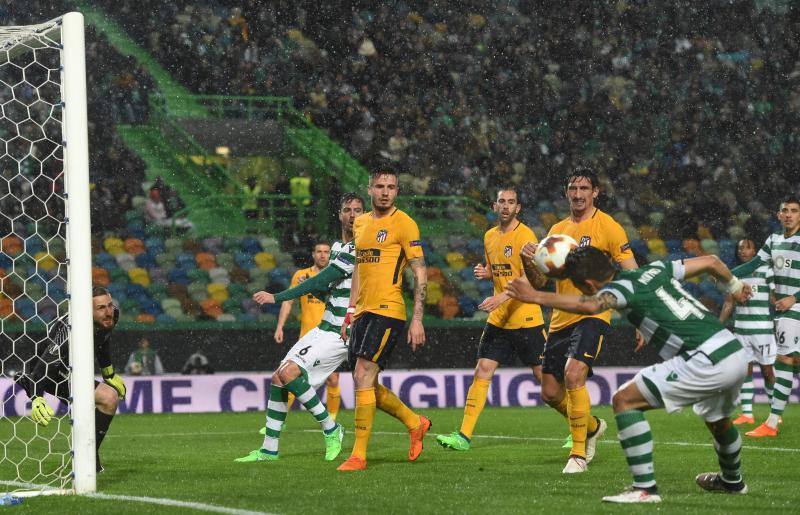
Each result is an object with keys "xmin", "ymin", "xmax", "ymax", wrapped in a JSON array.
[
  {"xmin": 102, "ymin": 366, "xmax": 126, "ymax": 400},
  {"xmin": 31, "ymin": 396, "xmax": 54, "ymax": 426}
]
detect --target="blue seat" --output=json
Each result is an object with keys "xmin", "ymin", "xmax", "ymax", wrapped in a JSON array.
[
  {"xmin": 458, "ymin": 295, "xmax": 478, "ymax": 318},
  {"xmin": 241, "ymin": 237, "xmax": 262, "ymax": 254},
  {"xmin": 169, "ymin": 268, "xmax": 190, "ymax": 285},
  {"xmin": 135, "ymin": 252, "xmax": 157, "ymax": 269}
]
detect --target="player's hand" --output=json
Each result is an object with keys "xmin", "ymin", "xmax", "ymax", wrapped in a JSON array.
[
  {"xmin": 102, "ymin": 367, "xmax": 127, "ymax": 400},
  {"xmin": 474, "ymin": 263, "xmax": 491, "ymax": 280},
  {"xmin": 634, "ymin": 330, "xmax": 646, "ymax": 353},
  {"xmin": 340, "ymin": 307, "xmax": 355, "ymax": 341},
  {"xmin": 408, "ymin": 318, "xmax": 425, "ymax": 351},
  {"xmin": 30, "ymin": 396, "xmax": 54, "ymax": 426},
  {"xmin": 478, "ymin": 293, "xmax": 509, "ymax": 312},
  {"xmin": 775, "ymin": 295, "xmax": 796, "ymax": 312},
  {"xmin": 520, "ymin": 242, "xmax": 538, "ymax": 261},
  {"xmin": 253, "ymin": 291, "xmax": 276, "ymax": 305},
  {"xmin": 274, "ymin": 327, "xmax": 284, "ymax": 344},
  {"xmin": 505, "ymin": 278, "xmax": 539, "ymax": 304}
]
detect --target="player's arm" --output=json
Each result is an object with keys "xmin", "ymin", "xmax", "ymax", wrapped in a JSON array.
[
  {"xmin": 255, "ymin": 265, "xmax": 346, "ymax": 305},
  {"xmin": 98, "ymin": 338, "xmax": 126, "ymax": 400},
  {"xmin": 520, "ymin": 242, "xmax": 548, "ymax": 288},
  {"xmin": 731, "ymin": 256, "xmax": 764, "ymax": 279},
  {"xmin": 719, "ymin": 294, "xmax": 734, "ymax": 324},
  {"xmin": 408, "ymin": 256, "xmax": 427, "ymax": 350},
  {"xmin": 505, "ymin": 277, "xmax": 615, "ymax": 315},
  {"xmin": 274, "ymin": 299, "xmax": 294, "ymax": 344},
  {"xmin": 618, "ymin": 256, "xmax": 638, "ymax": 270},
  {"xmin": 681, "ymin": 255, "xmax": 751, "ymax": 303}
]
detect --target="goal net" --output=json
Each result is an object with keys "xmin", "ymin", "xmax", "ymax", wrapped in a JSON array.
[{"xmin": 0, "ymin": 13, "xmax": 94, "ymax": 496}]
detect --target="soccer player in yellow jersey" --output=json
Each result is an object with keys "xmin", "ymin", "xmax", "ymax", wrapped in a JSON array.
[
  {"xmin": 437, "ymin": 186, "xmax": 546, "ymax": 451},
  {"xmin": 337, "ymin": 168, "xmax": 431, "ymax": 471},
  {"xmin": 274, "ymin": 243, "xmax": 341, "ymax": 417},
  {"xmin": 524, "ymin": 168, "xmax": 638, "ymax": 474}
]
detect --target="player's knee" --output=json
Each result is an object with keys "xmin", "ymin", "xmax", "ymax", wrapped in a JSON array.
[
  {"xmin": 277, "ymin": 363, "xmax": 301, "ymax": 385},
  {"xmin": 611, "ymin": 389, "xmax": 630, "ymax": 413},
  {"xmin": 474, "ymin": 359, "xmax": 497, "ymax": 380},
  {"xmin": 95, "ymin": 386, "xmax": 118, "ymax": 412},
  {"xmin": 706, "ymin": 417, "xmax": 731, "ymax": 437},
  {"xmin": 563, "ymin": 365, "xmax": 587, "ymax": 390},
  {"xmin": 540, "ymin": 383, "xmax": 561, "ymax": 406},
  {"xmin": 326, "ymin": 373, "xmax": 339, "ymax": 388},
  {"xmin": 352, "ymin": 363, "xmax": 378, "ymax": 388}
]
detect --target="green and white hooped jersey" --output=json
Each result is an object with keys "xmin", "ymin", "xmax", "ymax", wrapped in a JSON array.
[
  {"xmin": 733, "ymin": 264, "xmax": 774, "ymax": 336},
  {"xmin": 757, "ymin": 231, "xmax": 800, "ymax": 322},
  {"xmin": 318, "ymin": 240, "xmax": 356, "ymax": 334},
  {"xmin": 600, "ymin": 260, "xmax": 741, "ymax": 364}
]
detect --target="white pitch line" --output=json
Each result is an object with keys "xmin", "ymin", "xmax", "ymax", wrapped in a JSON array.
[
  {"xmin": 111, "ymin": 428, "xmax": 800, "ymax": 453},
  {"xmin": 85, "ymin": 493, "xmax": 276, "ymax": 515}
]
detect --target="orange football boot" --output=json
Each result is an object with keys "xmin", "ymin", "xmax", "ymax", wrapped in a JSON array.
[
  {"xmin": 337, "ymin": 456, "xmax": 367, "ymax": 471},
  {"xmin": 408, "ymin": 415, "xmax": 432, "ymax": 461},
  {"xmin": 732, "ymin": 414, "xmax": 755, "ymax": 425},
  {"xmin": 745, "ymin": 422, "xmax": 778, "ymax": 437}
]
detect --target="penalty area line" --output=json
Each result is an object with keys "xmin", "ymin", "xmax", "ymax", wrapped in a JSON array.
[{"xmin": 86, "ymin": 492, "xmax": 277, "ymax": 515}]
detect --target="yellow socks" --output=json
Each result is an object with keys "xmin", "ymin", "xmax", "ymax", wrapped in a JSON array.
[
  {"xmin": 327, "ymin": 384, "xmax": 341, "ymax": 421},
  {"xmin": 567, "ymin": 386, "xmax": 591, "ymax": 458},
  {"xmin": 351, "ymin": 387, "xmax": 376, "ymax": 460},
  {"xmin": 376, "ymin": 384, "xmax": 419, "ymax": 430},
  {"xmin": 286, "ymin": 393, "xmax": 295, "ymax": 411},
  {"xmin": 460, "ymin": 378, "xmax": 491, "ymax": 439},
  {"xmin": 587, "ymin": 410, "xmax": 598, "ymax": 434}
]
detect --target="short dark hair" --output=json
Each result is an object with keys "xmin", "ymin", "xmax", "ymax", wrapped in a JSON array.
[
  {"xmin": 566, "ymin": 167, "xmax": 600, "ymax": 190},
  {"xmin": 369, "ymin": 168, "xmax": 399, "ymax": 184},
  {"xmin": 496, "ymin": 185, "xmax": 520, "ymax": 199},
  {"xmin": 780, "ymin": 196, "xmax": 800, "ymax": 208},
  {"xmin": 92, "ymin": 285, "xmax": 110, "ymax": 297},
  {"xmin": 564, "ymin": 246, "xmax": 616, "ymax": 285},
  {"xmin": 313, "ymin": 242, "xmax": 331, "ymax": 250},
  {"xmin": 340, "ymin": 192, "xmax": 365, "ymax": 209}
]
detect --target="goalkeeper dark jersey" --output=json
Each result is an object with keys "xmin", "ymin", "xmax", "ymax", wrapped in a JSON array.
[{"xmin": 16, "ymin": 307, "xmax": 119, "ymax": 399}]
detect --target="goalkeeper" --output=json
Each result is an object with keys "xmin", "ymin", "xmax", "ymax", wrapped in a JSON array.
[{"xmin": 15, "ymin": 286, "xmax": 125, "ymax": 473}]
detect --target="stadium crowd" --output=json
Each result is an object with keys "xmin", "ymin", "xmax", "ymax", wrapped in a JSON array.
[{"xmin": 104, "ymin": 0, "xmax": 798, "ymax": 243}]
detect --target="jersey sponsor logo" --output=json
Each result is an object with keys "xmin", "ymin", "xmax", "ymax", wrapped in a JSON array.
[
  {"xmin": 491, "ymin": 263, "xmax": 513, "ymax": 277},
  {"xmin": 410, "ymin": 239, "xmax": 422, "ymax": 247},
  {"xmin": 357, "ymin": 249, "xmax": 381, "ymax": 263},
  {"xmin": 504, "ymin": 245, "xmax": 513, "ymax": 258},
  {"xmin": 376, "ymin": 229, "xmax": 388, "ymax": 243},
  {"xmin": 775, "ymin": 256, "xmax": 793, "ymax": 269},
  {"xmin": 380, "ymin": 304, "xmax": 389, "ymax": 309},
  {"xmin": 579, "ymin": 236, "xmax": 591, "ymax": 247}
]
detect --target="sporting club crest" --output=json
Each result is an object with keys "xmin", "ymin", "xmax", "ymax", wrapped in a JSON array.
[
  {"xmin": 504, "ymin": 245, "xmax": 513, "ymax": 258},
  {"xmin": 579, "ymin": 235, "xmax": 591, "ymax": 247},
  {"xmin": 376, "ymin": 229, "xmax": 388, "ymax": 243}
]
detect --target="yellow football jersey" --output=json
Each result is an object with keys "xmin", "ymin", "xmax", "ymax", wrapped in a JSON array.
[
  {"xmin": 290, "ymin": 267, "xmax": 325, "ymax": 337},
  {"xmin": 548, "ymin": 208, "xmax": 633, "ymax": 332},
  {"xmin": 484, "ymin": 222, "xmax": 545, "ymax": 329},
  {"xmin": 353, "ymin": 208, "xmax": 424, "ymax": 321}
]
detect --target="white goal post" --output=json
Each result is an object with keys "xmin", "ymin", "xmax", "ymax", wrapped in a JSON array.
[{"xmin": 0, "ymin": 12, "xmax": 94, "ymax": 496}]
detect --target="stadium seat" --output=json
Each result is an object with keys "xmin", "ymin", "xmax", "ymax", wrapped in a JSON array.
[
  {"xmin": 209, "ymin": 267, "xmax": 230, "ymax": 285},
  {"xmin": 207, "ymin": 282, "xmax": 229, "ymax": 302},
  {"xmin": 201, "ymin": 236, "xmax": 224, "ymax": 254},
  {"xmin": 216, "ymin": 253, "xmax": 234, "ymax": 269},
  {"xmin": 168, "ymin": 268, "xmax": 190, "ymax": 285},
  {"xmin": 438, "ymin": 295, "xmax": 460, "ymax": 319},
  {"xmin": 254, "ymin": 251, "xmax": 276, "ymax": 270},
  {"xmin": 103, "ymin": 236, "xmax": 124, "ymax": 256},
  {"xmin": 135, "ymin": 252, "xmax": 157, "ymax": 269},
  {"xmin": 200, "ymin": 298, "xmax": 223, "ymax": 319},
  {"xmin": 445, "ymin": 252, "xmax": 467, "ymax": 271},
  {"xmin": 136, "ymin": 313, "xmax": 156, "ymax": 323},
  {"xmin": 124, "ymin": 238, "xmax": 146, "ymax": 256},
  {"xmin": 128, "ymin": 267, "xmax": 151, "ymax": 287},
  {"xmin": 92, "ymin": 267, "xmax": 111, "ymax": 287},
  {"xmin": 195, "ymin": 252, "xmax": 216, "ymax": 270},
  {"xmin": 241, "ymin": 236, "xmax": 262, "ymax": 254},
  {"xmin": 35, "ymin": 252, "xmax": 58, "ymax": 272},
  {"xmin": 115, "ymin": 253, "xmax": 137, "ymax": 271}
]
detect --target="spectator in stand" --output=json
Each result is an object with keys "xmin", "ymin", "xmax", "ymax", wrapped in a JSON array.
[
  {"xmin": 144, "ymin": 186, "xmax": 194, "ymax": 231},
  {"xmin": 125, "ymin": 338, "xmax": 165, "ymax": 376},
  {"xmin": 182, "ymin": 350, "xmax": 214, "ymax": 375}
]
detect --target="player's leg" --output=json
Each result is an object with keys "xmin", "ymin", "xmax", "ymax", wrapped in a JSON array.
[
  {"xmin": 237, "ymin": 368, "xmax": 286, "ymax": 461},
  {"xmin": 749, "ymin": 319, "xmax": 798, "ymax": 435},
  {"xmin": 540, "ymin": 328, "xmax": 569, "ymax": 418},
  {"xmin": 93, "ymin": 382, "xmax": 118, "ymax": 472},
  {"xmin": 438, "ymin": 324, "xmax": 507, "ymax": 451},
  {"xmin": 601, "ymin": 373, "xmax": 661, "ymax": 503},
  {"xmin": 325, "ymin": 372, "xmax": 341, "ymax": 421},
  {"xmin": 693, "ymin": 351, "xmax": 748, "ymax": 494},
  {"xmin": 374, "ymin": 379, "xmax": 431, "ymax": 460},
  {"xmin": 760, "ymin": 362, "xmax": 775, "ymax": 408},
  {"xmin": 734, "ymin": 362, "xmax": 756, "ymax": 425},
  {"xmin": 338, "ymin": 357, "xmax": 379, "ymax": 471},
  {"xmin": 562, "ymin": 320, "xmax": 608, "ymax": 469}
]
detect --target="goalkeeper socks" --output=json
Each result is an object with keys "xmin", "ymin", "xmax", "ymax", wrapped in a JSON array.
[
  {"xmin": 284, "ymin": 376, "xmax": 336, "ymax": 433},
  {"xmin": 351, "ymin": 387, "xmax": 376, "ymax": 460},
  {"xmin": 262, "ymin": 384, "xmax": 289, "ymax": 454},
  {"xmin": 566, "ymin": 386, "xmax": 591, "ymax": 458},
  {"xmin": 459, "ymin": 378, "xmax": 491, "ymax": 439},
  {"xmin": 768, "ymin": 361, "xmax": 795, "ymax": 428},
  {"xmin": 95, "ymin": 409, "xmax": 114, "ymax": 450},
  {"xmin": 713, "ymin": 425, "xmax": 743, "ymax": 484},
  {"xmin": 615, "ymin": 410, "xmax": 656, "ymax": 489},
  {"xmin": 326, "ymin": 384, "xmax": 341, "ymax": 421},
  {"xmin": 739, "ymin": 375, "xmax": 754, "ymax": 416},
  {"xmin": 375, "ymin": 384, "xmax": 419, "ymax": 430}
]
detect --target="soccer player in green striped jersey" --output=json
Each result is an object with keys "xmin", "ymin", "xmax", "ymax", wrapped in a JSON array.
[
  {"xmin": 508, "ymin": 246, "xmax": 752, "ymax": 503},
  {"xmin": 732, "ymin": 197, "xmax": 800, "ymax": 437},
  {"xmin": 235, "ymin": 193, "xmax": 365, "ymax": 462},
  {"xmin": 720, "ymin": 239, "xmax": 776, "ymax": 425}
]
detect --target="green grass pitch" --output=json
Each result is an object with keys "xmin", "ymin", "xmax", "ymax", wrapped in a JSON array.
[{"xmin": 5, "ymin": 405, "xmax": 799, "ymax": 514}]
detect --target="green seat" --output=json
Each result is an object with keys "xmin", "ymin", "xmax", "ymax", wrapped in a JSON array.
[
  {"xmin": 161, "ymin": 298, "xmax": 181, "ymax": 311},
  {"xmin": 187, "ymin": 269, "xmax": 209, "ymax": 282},
  {"xmin": 216, "ymin": 253, "xmax": 234, "ymax": 269}
]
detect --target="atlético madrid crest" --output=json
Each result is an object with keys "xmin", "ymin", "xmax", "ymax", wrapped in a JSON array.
[
  {"xmin": 504, "ymin": 245, "xmax": 512, "ymax": 258},
  {"xmin": 376, "ymin": 229, "xmax": 388, "ymax": 243}
]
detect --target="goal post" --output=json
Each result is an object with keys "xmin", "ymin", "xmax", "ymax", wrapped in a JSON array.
[{"xmin": 0, "ymin": 12, "xmax": 94, "ymax": 496}]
